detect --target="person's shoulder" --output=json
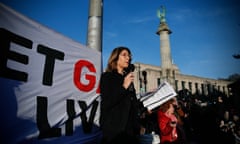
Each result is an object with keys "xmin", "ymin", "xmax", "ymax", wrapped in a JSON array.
[
  {"xmin": 101, "ymin": 71, "xmax": 114, "ymax": 78},
  {"xmin": 101, "ymin": 71, "xmax": 112, "ymax": 77},
  {"xmin": 101, "ymin": 71, "xmax": 122, "ymax": 80},
  {"xmin": 101, "ymin": 71, "xmax": 119, "ymax": 76}
]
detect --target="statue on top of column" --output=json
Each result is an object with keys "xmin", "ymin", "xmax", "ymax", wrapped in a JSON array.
[{"xmin": 157, "ymin": 6, "xmax": 166, "ymax": 23}]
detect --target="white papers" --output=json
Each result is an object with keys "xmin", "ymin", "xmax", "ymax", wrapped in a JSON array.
[{"xmin": 140, "ymin": 81, "xmax": 177, "ymax": 111}]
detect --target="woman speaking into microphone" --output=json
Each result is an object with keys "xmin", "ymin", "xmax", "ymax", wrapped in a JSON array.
[{"xmin": 99, "ymin": 46, "xmax": 141, "ymax": 144}]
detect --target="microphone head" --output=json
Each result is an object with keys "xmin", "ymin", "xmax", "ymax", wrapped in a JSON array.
[
  {"xmin": 124, "ymin": 64, "xmax": 135, "ymax": 75},
  {"xmin": 128, "ymin": 63, "xmax": 135, "ymax": 72}
]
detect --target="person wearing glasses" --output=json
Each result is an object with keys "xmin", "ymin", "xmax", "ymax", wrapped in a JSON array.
[{"xmin": 100, "ymin": 46, "xmax": 141, "ymax": 144}]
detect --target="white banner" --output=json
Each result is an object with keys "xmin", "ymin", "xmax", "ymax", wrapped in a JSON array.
[{"xmin": 0, "ymin": 3, "xmax": 102, "ymax": 144}]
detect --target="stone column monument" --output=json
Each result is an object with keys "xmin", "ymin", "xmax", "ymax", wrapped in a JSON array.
[{"xmin": 156, "ymin": 6, "xmax": 175, "ymax": 86}]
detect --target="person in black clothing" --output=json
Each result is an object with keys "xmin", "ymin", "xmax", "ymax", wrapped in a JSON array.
[{"xmin": 100, "ymin": 46, "xmax": 141, "ymax": 144}]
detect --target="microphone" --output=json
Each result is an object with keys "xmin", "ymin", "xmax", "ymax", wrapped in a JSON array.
[
  {"xmin": 124, "ymin": 63, "xmax": 135, "ymax": 74},
  {"xmin": 124, "ymin": 64, "xmax": 135, "ymax": 91}
]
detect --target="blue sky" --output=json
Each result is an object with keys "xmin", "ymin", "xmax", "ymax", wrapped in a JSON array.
[{"xmin": 1, "ymin": 0, "xmax": 240, "ymax": 79}]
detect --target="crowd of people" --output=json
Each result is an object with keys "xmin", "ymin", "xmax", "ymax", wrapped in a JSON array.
[
  {"xmin": 175, "ymin": 91, "xmax": 240, "ymax": 144},
  {"xmin": 139, "ymin": 89, "xmax": 240, "ymax": 144}
]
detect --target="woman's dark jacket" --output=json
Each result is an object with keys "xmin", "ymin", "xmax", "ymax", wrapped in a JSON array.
[{"xmin": 100, "ymin": 71, "xmax": 140, "ymax": 143}]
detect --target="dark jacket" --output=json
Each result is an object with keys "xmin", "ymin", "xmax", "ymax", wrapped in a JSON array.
[{"xmin": 100, "ymin": 71, "xmax": 140, "ymax": 144}]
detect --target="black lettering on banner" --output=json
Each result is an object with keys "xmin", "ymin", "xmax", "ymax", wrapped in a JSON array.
[
  {"xmin": 37, "ymin": 45, "xmax": 64, "ymax": 86},
  {"xmin": 78, "ymin": 100, "xmax": 99, "ymax": 133},
  {"xmin": 66, "ymin": 99, "xmax": 75, "ymax": 136},
  {"xmin": 36, "ymin": 96, "xmax": 99, "ymax": 138},
  {"xmin": 0, "ymin": 28, "xmax": 32, "ymax": 81},
  {"xmin": 36, "ymin": 96, "xmax": 61, "ymax": 139}
]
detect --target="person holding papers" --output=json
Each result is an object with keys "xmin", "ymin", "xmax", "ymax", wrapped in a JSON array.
[
  {"xmin": 99, "ymin": 47, "xmax": 141, "ymax": 144},
  {"xmin": 157, "ymin": 98, "xmax": 178, "ymax": 144}
]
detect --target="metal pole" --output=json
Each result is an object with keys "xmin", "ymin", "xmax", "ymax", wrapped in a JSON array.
[
  {"xmin": 138, "ymin": 63, "xmax": 142, "ymax": 93},
  {"xmin": 87, "ymin": 0, "xmax": 103, "ymax": 52}
]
